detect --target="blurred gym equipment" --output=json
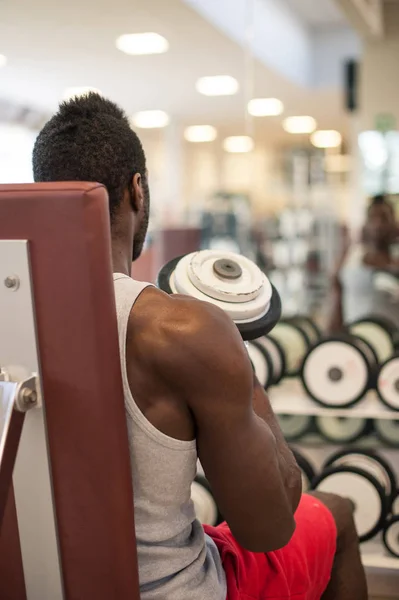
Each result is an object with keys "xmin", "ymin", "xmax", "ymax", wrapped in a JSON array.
[
  {"xmin": 301, "ymin": 335, "xmax": 376, "ymax": 408},
  {"xmin": 290, "ymin": 448, "xmax": 316, "ymax": 493},
  {"xmin": 255, "ymin": 336, "xmax": 286, "ymax": 385},
  {"xmin": 315, "ymin": 417, "xmax": 370, "ymax": 444},
  {"xmin": 191, "ymin": 475, "xmax": 221, "ymax": 527},
  {"xmin": 383, "ymin": 516, "xmax": 399, "ymax": 557},
  {"xmin": 313, "ymin": 448, "xmax": 397, "ymax": 543},
  {"xmin": 376, "ymin": 355, "xmax": 399, "ymax": 411},
  {"xmin": 268, "ymin": 320, "xmax": 311, "ymax": 378},
  {"xmin": 246, "ymin": 341, "xmax": 274, "ymax": 390},
  {"xmin": 0, "ymin": 183, "xmax": 140, "ymax": 600},
  {"xmin": 278, "ymin": 415, "xmax": 314, "ymax": 442},
  {"xmin": 349, "ymin": 316, "xmax": 396, "ymax": 364}
]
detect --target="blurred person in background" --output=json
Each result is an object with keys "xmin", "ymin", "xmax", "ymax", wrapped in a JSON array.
[{"xmin": 328, "ymin": 194, "xmax": 399, "ymax": 333}]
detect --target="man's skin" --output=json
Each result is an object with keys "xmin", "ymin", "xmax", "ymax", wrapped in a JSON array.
[
  {"xmin": 329, "ymin": 199, "xmax": 399, "ymax": 334},
  {"xmin": 112, "ymin": 173, "xmax": 368, "ymax": 597}
]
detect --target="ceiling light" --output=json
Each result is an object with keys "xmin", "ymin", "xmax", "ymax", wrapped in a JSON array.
[
  {"xmin": 223, "ymin": 136, "xmax": 254, "ymax": 153},
  {"xmin": 63, "ymin": 87, "xmax": 102, "ymax": 101},
  {"xmin": 196, "ymin": 76, "xmax": 239, "ymax": 97},
  {"xmin": 283, "ymin": 116, "xmax": 317, "ymax": 134},
  {"xmin": 116, "ymin": 33, "xmax": 169, "ymax": 56},
  {"xmin": 131, "ymin": 110, "xmax": 170, "ymax": 129},
  {"xmin": 248, "ymin": 98, "xmax": 284, "ymax": 117},
  {"xmin": 0, "ymin": 54, "xmax": 7, "ymax": 68},
  {"xmin": 311, "ymin": 130, "xmax": 342, "ymax": 149},
  {"xmin": 184, "ymin": 125, "xmax": 217, "ymax": 143}
]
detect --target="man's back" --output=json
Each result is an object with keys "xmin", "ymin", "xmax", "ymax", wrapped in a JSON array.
[{"xmin": 113, "ymin": 273, "xmax": 226, "ymax": 599}]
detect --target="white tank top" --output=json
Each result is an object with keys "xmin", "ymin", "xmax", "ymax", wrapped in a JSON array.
[{"xmin": 113, "ymin": 274, "xmax": 227, "ymax": 600}]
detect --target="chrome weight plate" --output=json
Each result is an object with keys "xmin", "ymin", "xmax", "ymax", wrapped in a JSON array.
[
  {"xmin": 191, "ymin": 476, "xmax": 219, "ymax": 526},
  {"xmin": 312, "ymin": 466, "xmax": 386, "ymax": 543},
  {"xmin": 278, "ymin": 414, "xmax": 314, "ymax": 442},
  {"xmin": 374, "ymin": 419, "xmax": 399, "ymax": 447},
  {"xmin": 324, "ymin": 448, "xmax": 397, "ymax": 505},
  {"xmin": 247, "ymin": 341, "xmax": 273, "ymax": 389},
  {"xmin": 349, "ymin": 317, "xmax": 396, "ymax": 364},
  {"xmin": 157, "ymin": 252, "xmax": 282, "ymax": 341},
  {"xmin": 301, "ymin": 337, "xmax": 370, "ymax": 408},
  {"xmin": 291, "ymin": 448, "xmax": 316, "ymax": 493},
  {"xmin": 255, "ymin": 336, "xmax": 286, "ymax": 385},
  {"xmin": 383, "ymin": 516, "xmax": 399, "ymax": 558},
  {"xmin": 316, "ymin": 416, "xmax": 370, "ymax": 444},
  {"xmin": 376, "ymin": 356, "xmax": 399, "ymax": 411},
  {"xmin": 269, "ymin": 321, "xmax": 310, "ymax": 377}
]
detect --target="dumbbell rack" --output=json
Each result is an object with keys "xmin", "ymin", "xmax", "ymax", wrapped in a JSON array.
[{"xmin": 269, "ymin": 379, "xmax": 399, "ymax": 597}]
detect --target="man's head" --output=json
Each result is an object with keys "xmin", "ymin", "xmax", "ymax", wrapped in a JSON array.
[
  {"xmin": 33, "ymin": 93, "xmax": 149, "ymax": 261},
  {"xmin": 364, "ymin": 194, "xmax": 397, "ymax": 248}
]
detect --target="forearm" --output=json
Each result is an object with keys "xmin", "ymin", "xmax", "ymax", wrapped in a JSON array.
[{"xmin": 252, "ymin": 380, "xmax": 302, "ymax": 512}]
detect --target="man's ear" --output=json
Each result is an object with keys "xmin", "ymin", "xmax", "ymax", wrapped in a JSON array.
[{"xmin": 130, "ymin": 173, "xmax": 144, "ymax": 213}]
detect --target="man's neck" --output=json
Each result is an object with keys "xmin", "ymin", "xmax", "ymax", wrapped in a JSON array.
[{"xmin": 112, "ymin": 240, "xmax": 132, "ymax": 276}]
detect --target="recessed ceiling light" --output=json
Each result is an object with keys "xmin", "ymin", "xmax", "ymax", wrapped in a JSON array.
[
  {"xmin": 63, "ymin": 87, "xmax": 102, "ymax": 101},
  {"xmin": 283, "ymin": 116, "xmax": 317, "ymax": 134},
  {"xmin": 116, "ymin": 33, "xmax": 169, "ymax": 56},
  {"xmin": 196, "ymin": 76, "xmax": 239, "ymax": 97},
  {"xmin": 131, "ymin": 110, "xmax": 170, "ymax": 129},
  {"xmin": 248, "ymin": 98, "xmax": 284, "ymax": 117},
  {"xmin": 223, "ymin": 136, "xmax": 254, "ymax": 153},
  {"xmin": 0, "ymin": 54, "xmax": 7, "ymax": 68},
  {"xmin": 311, "ymin": 130, "xmax": 342, "ymax": 149},
  {"xmin": 184, "ymin": 125, "xmax": 217, "ymax": 143}
]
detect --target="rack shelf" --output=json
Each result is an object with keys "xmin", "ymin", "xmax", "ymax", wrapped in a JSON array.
[
  {"xmin": 362, "ymin": 539, "xmax": 399, "ymax": 571},
  {"xmin": 270, "ymin": 379, "xmax": 399, "ymax": 421}
]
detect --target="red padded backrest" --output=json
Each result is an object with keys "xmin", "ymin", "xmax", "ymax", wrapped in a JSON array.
[{"xmin": 0, "ymin": 183, "xmax": 140, "ymax": 600}]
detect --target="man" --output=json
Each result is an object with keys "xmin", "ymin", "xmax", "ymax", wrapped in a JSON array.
[
  {"xmin": 329, "ymin": 194, "xmax": 399, "ymax": 333},
  {"xmin": 33, "ymin": 94, "xmax": 367, "ymax": 600}
]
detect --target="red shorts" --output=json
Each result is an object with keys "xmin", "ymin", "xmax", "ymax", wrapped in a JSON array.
[{"xmin": 204, "ymin": 494, "xmax": 337, "ymax": 600}]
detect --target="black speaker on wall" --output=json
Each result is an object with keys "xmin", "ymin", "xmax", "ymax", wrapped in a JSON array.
[{"xmin": 344, "ymin": 60, "xmax": 359, "ymax": 113}]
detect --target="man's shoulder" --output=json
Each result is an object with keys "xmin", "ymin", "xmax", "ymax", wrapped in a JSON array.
[{"xmin": 127, "ymin": 288, "xmax": 243, "ymax": 378}]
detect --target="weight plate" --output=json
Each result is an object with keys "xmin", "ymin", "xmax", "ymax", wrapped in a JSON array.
[
  {"xmin": 191, "ymin": 476, "xmax": 219, "ymax": 526},
  {"xmin": 383, "ymin": 516, "xmax": 399, "ymax": 558},
  {"xmin": 256, "ymin": 336, "xmax": 286, "ymax": 385},
  {"xmin": 301, "ymin": 337, "xmax": 370, "ymax": 408},
  {"xmin": 349, "ymin": 317, "xmax": 395, "ymax": 364},
  {"xmin": 269, "ymin": 321, "xmax": 310, "ymax": 377},
  {"xmin": 289, "ymin": 316, "xmax": 321, "ymax": 345},
  {"xmin": 324, "ymin": 448, "xmax": 397, "ymax": 504},
  {"xmin": 374, "ymin": 419, "xmax": 399, "ymax": 447},
  {"xmin": 392, "ymin": 492, "xmax": 399, "ymax": 516},
  {"xmin": 376, "ymin": 356, "xmax": 399, "ymax": 411},
  {"xmin": 312, "ymin": 466, "xmax": 386, "ymax": 542},
  {"xmin": 316, "ymin": 416, "xmax": 370, "ymax": 444},
  {"xmin": 157, "ymin": 253, "xmax": 282, "ymax": 341},
  {"xmin": 247, "ymin": 341, "xmax": 273, "ymax": 390},
  {"xmin": 291, "ymin": 448, "xmax": 316, "ymax": 493},
  {"xmin": 278, "ymin": 414, "xmax": 313, "ymax": 441}
]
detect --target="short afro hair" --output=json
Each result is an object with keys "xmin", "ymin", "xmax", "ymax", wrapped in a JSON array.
[{"xmin": 33, "ymin": 93, "xmax": 146, "ymax": 222}]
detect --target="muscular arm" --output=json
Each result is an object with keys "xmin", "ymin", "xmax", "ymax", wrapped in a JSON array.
[{"xmin": 158, "ymin": 298, "xmax": 301, "ymax": 553}]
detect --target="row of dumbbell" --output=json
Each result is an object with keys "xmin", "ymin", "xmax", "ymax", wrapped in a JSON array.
[
  {"xmin": 293, "ymin": 447, "xmax": 399, "ymax": 557},
  {"xmin": 278, "ymin": 414, "xmax": 399, "ymax": 447},
  {"xmin": 249, "ymin": 315, "xmax": 399, "ymax": 411},
  {"xmin": 192, "ymin": 448, "xmax": 399, "ymax": 558}
]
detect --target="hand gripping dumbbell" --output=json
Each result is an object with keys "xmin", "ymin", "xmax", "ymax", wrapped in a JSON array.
[
  {"xmin": 157, "ymin": 250, "xmax": 282, "ymax": 341},
  {"xmin": 312, "ymin": 448, "xmax": 397, "ymax": 543}
]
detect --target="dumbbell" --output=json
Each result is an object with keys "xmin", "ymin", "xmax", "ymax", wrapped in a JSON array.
[
  {"xmin": 301, "ymin": 334, "xmax": 377, "ymax": 408},
  {"xmin": 255, "ymin": 336, "xmax": 286, "ymax": 385},
  {"xmin": 373, "ymin": 419, "xmax": 399, "ymax": 447},
  {"xmin": 157, "ymin": 250, "xmax": 281, "ymax": 341},
  {"xmin": 391, "ymin": 490, "xmax": 399, "ymax": 516},
  {"xmin": 349, "ymin": 315, "xmax": 396, "ymax": 364},
  {"xmin": 290, "ymin": 447, "xmax": 317, "ymax": 493},
  {"xmin": 315, "ymin": 417, "xmax": 371, "ymax": 444},
  {"xmin": 383, "ymin": 516, "xmax": 399, "ymax": 558},
  {"xmin": 246, "ymin": 341, "xmax": 274, "ymax": 390},
  {"xmin": 191, "ymin": 475, "xmax": 222, "ymax": 527},
  {"xmin": 376, "ymin": 355, "xmax": 399, "ymax": 411},
  {"xmin": 289, "ymin": 316, "xmax": 321, "ymax": 346},
  {"xmin": 312, "ymin": 449, "xmax": 397, "ymax": 543},
  {"xmin": 278, "ymin": 414, "xmax": 314, "ymax": 442},
  {"xmin": 268, "ymin": 319, "xmax": 312, "ymax": 378}
]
